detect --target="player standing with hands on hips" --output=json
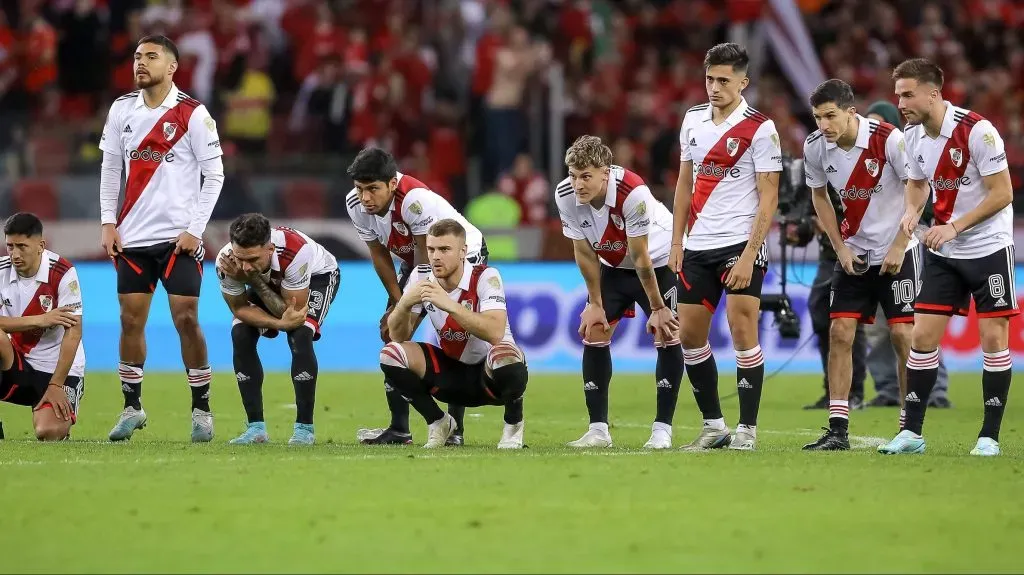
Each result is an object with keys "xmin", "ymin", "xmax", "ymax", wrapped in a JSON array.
[{"xmin": 98, "ymin": 35, "xmax": 225, "ymax": 442}]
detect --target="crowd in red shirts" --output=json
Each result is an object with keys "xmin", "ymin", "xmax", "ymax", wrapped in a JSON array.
[{"xmin": 0, "ymin": 0, "xmax": 1021, "ymax": 221}]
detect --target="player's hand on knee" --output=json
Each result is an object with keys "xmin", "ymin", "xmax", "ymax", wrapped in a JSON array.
[
  {"xmin": 646, "ymin": 307, "xmax": 678, "ymax": 342},
  {"xmin": 579, "ymin": 303, "xmax": 610, "ymax": 340},
  {"xmin": 35, "ymin": 383, "xmax": 72, "ymax": 421},
  {"xmin": 100, "ymin": 223, "xmax": 122, "ymax": 258}
]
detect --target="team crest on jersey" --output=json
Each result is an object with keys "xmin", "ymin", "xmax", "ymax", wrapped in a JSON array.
[
  {"xmin": 864, "ymin": 158, "xmax": 879, "ymax": 178},
  {"xmin": 392, "ymin": 222, "xmax": 409, "ymax": 236},
  {"xmin": 462, "ymin": 300, "xmax": 473, "ymax": 310},
  {"xmin": 204, "ymin": 117, "xmax": 217, "ymax": 133},
  {"xmin": 949, "ymin": 148, "xmax": 963, "ymax": 167},
  {"xmin": 610, "ymin": 214, "xmax": 624, "ymax": 230},
  {"xmin": 38, "ymin": 294, "xmax": 53, "ymax": 312},
  {"xmin": 635, "ymin": 201, "xmax": 647, "ymax": 217},
  {"xmin": 163, "ymin": 122, "xmax": 177, "ymax": 140},
  {"xmin": 770, "ymin": 133, "xmax": 780, "ymax": 148},
  {"xmin": 726, "ymin": 138, "xmax": 740, "ymax": 157},
  {"xmin": 409, "ymin": 201, "xmax": 423, "ymax": 215},
  {"xmin": 488, "ymin": 276, "xmax": 501, "ymax": 289}
]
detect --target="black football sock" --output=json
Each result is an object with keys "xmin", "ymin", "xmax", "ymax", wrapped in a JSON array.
[
  {"xmin": 582, "ymin": 343, "xmax": 612, "ymax": 423},
  {"xmin": 655, "ymin": 344, "xmax": 684, "ymax": 425},
  {"xmin": 118, "ymin": 361, "xmax": 144, "ymax": 410},
  {"xmin": 231, "ymin": 324, "xmax": 264, "ymax": 423},
  {"xmin": 828, "ymin": 400, "xmax": 849, "ymax": 434},
  {"xmin": 683, "ymin": 343, "xmax": 722, "ymax": 420},
  {"xmin": 187, "ymin": 366, "xmax": 212, "ymax": 412},
  {"xmin": 736, "ymin": 346, "xmax": 765, "ymax": 427},
  {"xmin": 980, "ymin": 350, "xmax": 1012, "ymax": 441},
  {"xmin": 288, "ymin": 329, "xmax": 318, "ymax": 425},
  {"xmin": 384, "ymin": 381, "xmax": 411, "ymax": 433},
  {"xmin": 904, "ymin": 348, "xmax": 940, "ymax": 435},
  {"xmin": 491, "ymin": 361, "xmax": 528, "ymax": 425},
  {"xmin": 447, "ymin": 404, "xmax": 466, "ymax": 435},
  {"xmin": 380, "ymin": 364, "xmax": 444, "ymax": 423}
]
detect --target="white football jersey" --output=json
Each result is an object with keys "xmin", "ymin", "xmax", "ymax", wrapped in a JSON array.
[
  {"xmin": 99, "ymin": 84, "xmax": 223, "ymax": 248},
  {"xmin": 217, "ymin": 227, "xmax": 338, "ymax": 296},
  {"xmin": 556, "ymin": 166, "xmax": 673, "ymax": 269},
  {"xmin": 679, "ymin": 98, "xmax": 783, "ymax": 251},
  {"xmin": 407, "ymin": 264, "xmax": 515, "ymax": 365},
  {"xmin": 803, "ymin": 115, "xmax": 918, "ymax": 265},
  {"xmin": 904, "ymin": 102, "xmax": 1012, "ymax": 259},
  {"xmin": 0, "ymin": 251, "xmax": 85, "ymax": 377},
  {"xmin": 346, "ymin": 172, "xmax": 484, "ymax": 265}
]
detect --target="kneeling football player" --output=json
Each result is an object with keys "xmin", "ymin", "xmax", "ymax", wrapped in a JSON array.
[
  {"xmin": 382, "ymin": 219, "xmax": 527, "ymax": 448},
  {"xmin": 556, "ymin": 136, "xmax": 683, "ymax": 449},
  {"xmin": 216, "ymin": 213, "xmax": 340, "ymax": 445},
  {"xmin": 0, "ymin": 213, "xmax": 86, "ymax": 440}
]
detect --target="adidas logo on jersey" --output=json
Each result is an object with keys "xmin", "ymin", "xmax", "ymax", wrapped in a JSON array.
[
  {"xmin": 583, "ymin": 381, "xmax": 598, "ymax": 391},
  {"xmin": 995, "ymin": 297, "xmax": 1007, "ymax": 307},
  {"xmin": 738, "ymin": 378, "xmax": 753, "ymax": 389},
  {"xmin": 916, "ymin": 154, "xmax": 925, "ymax": 164},
  {"xmin": 123, "ymin": 124, "xmax": 132, "ymax": 134},
  {"xmin": 985, "ymin": 397, "xmax": 1003, "ymax": 407},
  {"xmin": 826, "ymin": 165, "xmax": 838, "ymax": 174},
  {"xmin": 689, "ymin": 137, "xmax": 697, "ymax": 146},
  {"xmin": 580, "ymin": 220, "xmax": 592, "ymax": 228},
  {"xmin": 294, "ymin": 371, "xmax": 313, "ymax": 381},
  {"xmin": 905, "ymin": 391, "xmax": 920, "ymax": 403},
  {"xmin": 902, "ymin": 303, "xmax": 914, "ymax": 313}
]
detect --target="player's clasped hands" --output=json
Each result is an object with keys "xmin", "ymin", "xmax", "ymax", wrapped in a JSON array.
[
  {"xmin": 419, "ymin": 280, "xmax": 456, "ymax": 312},
  {"xmin": 279, "ymin": 298, "xmax": 306, "ymax": 330},
  {"xmin": 921, "ymin": 224, "xmax": 957, "ymax": 252}
]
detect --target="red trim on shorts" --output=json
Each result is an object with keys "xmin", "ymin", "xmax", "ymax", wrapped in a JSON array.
[
  {"xmin": 429, "ymin": 386, "xmax": 440, "ymax": 395},
  {"xmin": 119, "ymin": 254, "xmax": 143, "ymax": 275},
  {"xmin": 915, "ymin": 303, "xmax": 954, "ymax": 316},
  {"xmin": 701, "ymin": 299, "xmax": 715, "ymax": 313},
  {"xmin": 678, "ymin": 271, "xmax": 691, "ymax": 291},
  {"xmin": 977, "ymin": 309, "xmax": 1021, "ymax": 318},
  {"xmin": 305, "ymin": 316, "xmax": 320, "ymax": 333},
  {"xmin": 865, "ymin": 316, "xmax": 876, "ymax": 325},
  {"xmin": 1, "ymin": 384, "xmax": 18, "ymax": 401},
  {"xmin": 830, "ymin": 312, "xmax": 863, "ymax": 320},
  {"xmin": 164, "ymin": 252, "xmax": 178, "ymax": 279},
  {"xmin": 622, "ymin": 306, "xmax": 636, "ymax": 319},
  {"xmin": 888, "ymin": 317, "xmax": 914, "ymax": 325},
  {"xmin": 425, "ymin": 344, "xmax": 440, "ymax": 374}
]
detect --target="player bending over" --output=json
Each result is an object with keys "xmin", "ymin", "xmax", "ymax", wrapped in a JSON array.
[
  {"xmin": 800, "ymin": 79, "xmax": 917, "ymax": 451},
  {"xmin": 0, "ymin": 213, "xmax": 86, "ymax": 440},
  {"xmin": 346, "ymin": 147, "xmax": 486, "ymax": 446},
  {"xmin": 382, "ymin": 219, "xmax": 527, "ymax": 448},
  {"xmin": 101, "ymin": 35, "xmax": 224, "ymax": 442},
  {"xmin": 216, "ymin": 214, "xmax": 339, "ymax": 445},
  {"xmin": 671, "ymin": 43, "xmax": 782, "ymax": 451},
  {"xmin": 879, "ymin": 59, "xmax": 1016, "ymax": 456},
  {"xmin": 557, "ymin": 135, "xmax": 683, "ymax": 449}
]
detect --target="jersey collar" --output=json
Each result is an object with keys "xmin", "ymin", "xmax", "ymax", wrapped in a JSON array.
[
  {"xmin": 938, "ymin": 101, "xmax": 957, "ymax": 138},
  {"xmin": 702, "ymin": 97, "xmax": 750, "ymax": 127},
  {"xmin": 825, "ymin": 114, "xmax": 871, "ymax": 150},
  {"xmin": 134, "ymin": 83, "xmax": 180, "ymax": 110},
  {"xmin": 456, "ymin": 264, "xmax": 472, "ymax": 292},
  {"xmin": 8, "ymin": 254, "xmax": 50, "ymax": 284},
  {"xmin": 388, "ymin": 171, "xmax": 407, "ymax": 214}
]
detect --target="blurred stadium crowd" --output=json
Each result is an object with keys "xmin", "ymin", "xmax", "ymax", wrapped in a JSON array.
[{"xmin": 0, "ymin": 0, "xmax": 1022, "ymax": 224}]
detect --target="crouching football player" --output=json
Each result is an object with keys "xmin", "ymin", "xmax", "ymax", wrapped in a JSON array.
[
  {"xmin": 382, "ymin": 219, "xmax": 527, "ymax": 448},
  {"xmin": 216, "ymin": 214, "xmax": 339, "ymax": 445},
  {"xmin": 0, "ymin": 213, "xmax": 86, "ymax": 440}
]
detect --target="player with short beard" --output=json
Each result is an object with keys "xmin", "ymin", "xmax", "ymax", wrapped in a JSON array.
[
  {"xmin": 99, "ymin": 35, "xmax": 224, "ymax": 443},
  {"xmin": 879, "ymin": 58, "xmax": 1016, "ymax": 457},
  {"xmin": 345, "ymin": 148, "xmax": 487, "ymax": 446}
]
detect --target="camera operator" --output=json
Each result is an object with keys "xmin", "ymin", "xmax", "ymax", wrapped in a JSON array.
[
  {"xmin": 781, "ymin": 175, "xmax": 867, "ymax": 410},
  {"xmin": 861, "ymin": 102, "xmax": 950, "ymax": 408}
]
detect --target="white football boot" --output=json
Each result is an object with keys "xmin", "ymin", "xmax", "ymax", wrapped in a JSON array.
[
  {"xmin": 643, "ymin": 422, "xmax": 672, "ymax": 449},
  {"xmin": 497, "ymin": 421, "xmax": 525, "ymax": 449},
  {"xmin": 423, "ymin": 413, "xmax": 456, "ymax": 448},
  {"xmin": 567, "ymin": 423, "xmax": 613, "ymax": 448},
  {"xmin": 680, "ymin": 421, "xmax": 731, "ymax": 451}
]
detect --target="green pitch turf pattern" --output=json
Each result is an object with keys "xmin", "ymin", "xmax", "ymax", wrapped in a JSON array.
[{"xmin": 1, "ymin": 372, "xmax": 1022, "ymax": 573}]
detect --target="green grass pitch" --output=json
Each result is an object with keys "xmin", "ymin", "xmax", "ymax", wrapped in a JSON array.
[{"xmin": 1, "ymin": 371, "xmax": 1023, "ymax": 573}]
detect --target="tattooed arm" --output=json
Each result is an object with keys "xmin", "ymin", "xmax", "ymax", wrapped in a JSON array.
[{"xmin": 247, "ymin": 274, "xmax": 287, "ymax": 317}]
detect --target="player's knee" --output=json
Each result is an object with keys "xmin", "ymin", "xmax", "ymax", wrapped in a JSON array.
[
  {"xmin": 287, "ymin": 328, "xmax": 315, "ymax": 356},
  {"xmin": 34, "ymin": 420, "xmax": 69, "ymax": 441},
  {"xmin": 231, "ymin": 323, "xmax": 260, "ymax": 349},
  {"xmin": 120, "ymin": 307, "xmax": 147, "ymax": 333},
  {"xmin": 829, "ymin": 320, "xmax": 857, "ymax": 349},
  {"xmin": 171, "ymin": 307, "xmax": 200, "ymax": 334},
  {"xmin": 583, "ymin": 324, "xmax": 612, "ymax": 345},
  {"xmin": 379, "ymin": 342, "xmax": 410, "ymax": 369},
  {"xmin": 889, "ymin": 323, "xmax": 913, "ymax": 348},
  {"xmin": 979, "ymin": 321, "xmax": 1010, "ymax": 353},
  {"xmin": 486, "ymin": 343, "xmax": 525, "ymax": 370}
]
